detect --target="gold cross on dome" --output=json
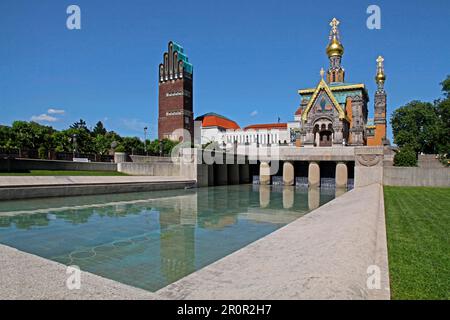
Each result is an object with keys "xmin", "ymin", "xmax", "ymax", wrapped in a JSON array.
[
  {"xmin": 330, "ymin": 18, "xmax": 340, "ymax": 33},
  {"xmin": 377, "ymin": 55, "xmax": 384, "ymax": 67},
  {"xmin": 330, "ymin": 18, "xmax": 340, "ymax": 28}
]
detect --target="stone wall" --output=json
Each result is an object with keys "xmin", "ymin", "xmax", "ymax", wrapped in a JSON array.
[
  {"xmin": 0, "ymin": 158, "xmax": 117, "ymax": 172},
  {"xmin": 117, "ymin": 162, "xmax": 181, "ymax": 176},
  {"xmin": 129, "ymin": 155, "xmax": 174, "ymax": 163},
  {"xmin": 383, "ymin": 167, "xmax": 450, "ymax": 187}
]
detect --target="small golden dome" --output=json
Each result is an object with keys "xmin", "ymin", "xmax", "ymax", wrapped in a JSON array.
[
  {"xmin": 375, "ymin": 71, "xmax": 386, "ymax": 83},
  {"xmin": 326, "ymin": 38, "xmax": 344, "ymax": 57}
]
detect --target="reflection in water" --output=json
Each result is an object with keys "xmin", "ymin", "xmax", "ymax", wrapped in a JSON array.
[
  {"xmin": 283, "ymin": 187, "xmax": 295, "ymax": 209},
  {"xmin": 335, "ymin": 188, "xmax": 347, "ymax": 198},
  {"xmin": 0, "ymin": 185, "xmax": 337, "ymax": 292},
  {"xmin": 308, "ymin": 187, "xmax": 320, "ymax": 210},
  {"xmin": 259, "ymin": 185, "xmax": 271, "ymax": 208}
]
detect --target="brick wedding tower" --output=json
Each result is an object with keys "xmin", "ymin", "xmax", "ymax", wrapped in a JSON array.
[{"xmin": 158, "ymin": 41, "xmax": 194, "ymax": 142}]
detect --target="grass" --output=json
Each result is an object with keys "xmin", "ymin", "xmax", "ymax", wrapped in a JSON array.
[
  {"xmin": 384, "ymin": 186, "xmax": 450, "ymax": 300},
  {"xmin": 0, "ymin": 170, "xmax": 128, "ymax": 176}
]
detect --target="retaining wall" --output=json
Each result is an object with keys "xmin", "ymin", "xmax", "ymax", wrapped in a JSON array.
[
  {"xmin": 383, "ymin": 167, "xmax": 450, "ymax": 187},
  {"xmin": 0, "ymin": 158, "xmax": 116, "ymax": 172},
  {"xmin": 117, "ymin": 162, "xmax": 181, "ymax": 176}
]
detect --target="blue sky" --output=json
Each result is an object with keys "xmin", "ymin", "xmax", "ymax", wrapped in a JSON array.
[{"xmin": 1, "ymin": 0, "xmax": 449, "ymax": 140}]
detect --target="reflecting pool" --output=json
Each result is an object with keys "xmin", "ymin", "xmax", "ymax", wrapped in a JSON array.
[{"xmin": 0, "ymin": 185, "xmax": 338, "ymax": 292}]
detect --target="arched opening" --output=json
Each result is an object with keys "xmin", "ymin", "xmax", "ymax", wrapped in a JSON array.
[{"xmin": 314, "ymin": 119, "xmax": 333, "ymax": 147}]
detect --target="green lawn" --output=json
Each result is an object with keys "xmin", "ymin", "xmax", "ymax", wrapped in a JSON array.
[
  {"xmin": 0, "ymin": 170, "xmax": 128, "ymax": 176},
  {"xmin": 384, "ymin": 186, "xmax": 450, "ymax": 300}
]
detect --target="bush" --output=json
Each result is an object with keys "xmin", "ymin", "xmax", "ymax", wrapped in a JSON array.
[
  {"xmin": 394, "ymin": 147, "xmax": 417, "ymax": 167},
  {"xmin": 438, "ymin": 154, "xmax": 450, "ymax": 167},
  {"xmin": 114, "ymin": 145, "xmax": 125, "ymax": 153},
  {"xmin": 38, "ymin": 145, "xmax": 47, "ymax": 159}
]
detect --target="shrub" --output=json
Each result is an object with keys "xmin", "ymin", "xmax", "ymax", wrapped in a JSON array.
[
  {"xmin": 114, "ymin": 145, "xmax": 126, "ymax": 153},
  {"xmin": 38, "ymin": 145, "xmax": 47, "ymax": 159},
  {"xmin": 394, "ymin": 147, "xmax": 417, "ymax": 167}
]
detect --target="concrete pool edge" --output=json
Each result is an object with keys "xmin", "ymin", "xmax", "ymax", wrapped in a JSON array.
[
  {"xmin": 154, "ymin": 184, "xmax": 391, "ymax": 300},
  {"xmin": 0, "ymin": 176, "xmax": 196, "ymax": 201},
  {"xmin": 0, "ymin": 244, "xmax": 154, "ymax": 300},
  {"xmin": 0, "ymin": 184, "xmax": 391, "ymax": 300}
]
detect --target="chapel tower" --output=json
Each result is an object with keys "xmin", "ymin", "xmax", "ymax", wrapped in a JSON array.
[
  {"xmin": 372, "ymin": 56, "xmax": 388, "ymax": 145},
  {"xmin": 326, "ymin": 18, "xmax": 345, "ymax": 84}
]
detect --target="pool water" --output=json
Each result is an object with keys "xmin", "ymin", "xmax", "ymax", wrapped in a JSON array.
[{"xmin": 0, "ymin": 185, "xmax": 336, "ymax": 292}]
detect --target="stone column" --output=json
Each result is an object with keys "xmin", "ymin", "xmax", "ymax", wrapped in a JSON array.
[
  {"xmin": 214, "ymin": 164, "xmax": 228, "ymax": 186},
  {"xmin": 239, "ymin": 164, "xmax": 250, "ymax": 184},
  {"xmin": 114, "ymin": 152, "xmax": 127, "ymax": 164},
  {"xmin": 283, "ymin": 161, "xmax": 295, "ymax": 186},
  {"xmin": 335, "ymin": 162, "xmax": 348, "ymax": 189},
  {"xmin": 260, "ymin": 161, "xmax": 271, "ymax": 185},
  {"xmin": 227, "ymin": 164, "xmax": 240, "ymax": 185},
  {"xmin": 308, "ymin": 161, "xmax": 320, "ymax": 187}
]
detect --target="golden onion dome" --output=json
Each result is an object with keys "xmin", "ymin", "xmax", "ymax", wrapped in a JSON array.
[
  {"xmin": 375, "ymin": 71, "xmax": 386, "ymax": 83},
  {"xmin": 326, "ymin": 38, "xmax": 344, "ymax": 57}
]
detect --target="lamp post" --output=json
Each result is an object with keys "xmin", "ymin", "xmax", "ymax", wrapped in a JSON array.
[
  {"xmin": 144, "ymin": 127, "xmax": 148, "ymax": 155},
  {"xmin": 72, "ymin": 134, "xmax": 78, "ymax": 159}
]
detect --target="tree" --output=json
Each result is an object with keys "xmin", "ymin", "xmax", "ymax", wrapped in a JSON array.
[
  {"xmin": 63, "ymin": 128, "xmax": 94, "ymax": 154},
  {"xmin": 0, "ymin": 125, "xmax": 14, "ymax": 150},
  {"xmin": 394, "ymin": 146, "xmax": 417, "ymax": 167},
  {"xmin": 161, "ymin": 139, "xmax": 178, "ymax": 156},
  {"xmin": 51, "ymin": 131, "xmax": 71, "ymax": 153},
  {"xmin": 120, "ymin": 137, "xmax": 144, "ymax": 155},
  {"xmin": 70, "ymin": 119, "xmax": 89, "ymax": 131},
  {"xmin": 440, "ymin": 75, "xmax": 450, "ymax": 98},
  {"xmin": 436, "ymin": 76, "xmax": 450, "ymax": 157},
  {"xmin": 148, "ymin": 139, "xmax": 161, "ymax": 155},
  {"xmin": 94, "ymin": 131, "xmax": 121, "ymax": 155},
  {"xmin": 10, "ymin": 121, "xmax": 55, "ymax": 151},
  {"xmin": 391, "ymin": 101, "xmax": 441, "ymax": 154},
  {"xmin": 92, "ymin": 121, "xmax": 107, "ymax": 136}
]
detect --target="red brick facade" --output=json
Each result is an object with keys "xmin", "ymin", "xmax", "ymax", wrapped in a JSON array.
[{"xmin": 158, "ymin": 77, "xmax": 193, "ymax": 141}]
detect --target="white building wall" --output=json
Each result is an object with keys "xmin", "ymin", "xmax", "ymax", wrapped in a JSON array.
[{"xmin": 199, "ymin": 123, "xmax": 300, "ymax": 149}]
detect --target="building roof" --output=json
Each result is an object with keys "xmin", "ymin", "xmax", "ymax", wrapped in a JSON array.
[
  {"xmin": 298, "ymin": 83, "xmax": 369, "ymax": 104},
  {"xmin": 195, "ymin": 113, "xmax": 240, "ymax": 130},
  {"xmin": 172, "ymin": 41, "xmax": 193, "ymax": 74},
  {"xmin": 244, "ymin": 123, "xmax": 288, "ymax": 131},
  {"xmin": 295, "ymin": 107, "xmax": 303, "ymax": 116}
]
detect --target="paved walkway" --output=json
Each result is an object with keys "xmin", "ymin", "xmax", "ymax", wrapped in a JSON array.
[
  {"xmin": 0, "ymin": 245, "xmax": 154, "ymax": 300},
  {"xmin": 0, "ymin": 176, "xmax": 196, "ymax": 201},
  {"xmin": 0, "ymin": 176, "xmax": 194, "ymax": 187}
]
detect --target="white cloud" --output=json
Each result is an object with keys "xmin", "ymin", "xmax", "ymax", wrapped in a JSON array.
[
  {"xmin": 250, "ymin": 110, "xmax": 258, "ymax": 117},
  {"xmin": 47, "ymin": 108, "xmax": 65, "ymax": 115},
  {"xmin": 31, "ymin": 114, "xmax": 58, "ymax": 122}
]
